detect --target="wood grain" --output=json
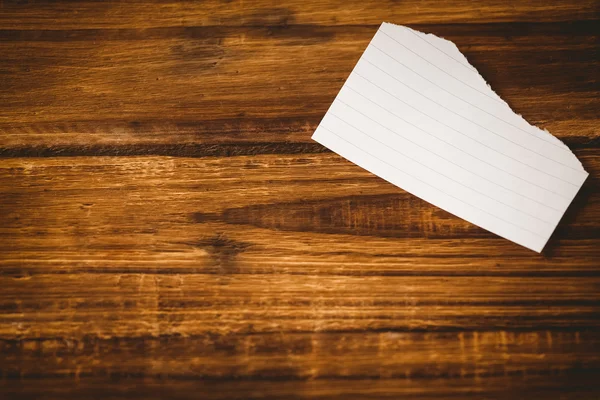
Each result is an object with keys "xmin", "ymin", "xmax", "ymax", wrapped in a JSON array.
[{"xmin": 0, "ymin": 1, "xmax": 599, "ymax": 398}]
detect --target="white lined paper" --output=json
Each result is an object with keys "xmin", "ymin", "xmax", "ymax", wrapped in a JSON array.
[{"xmin": 312, "ymin": 22, "xmax": 588, "ymax": 252}]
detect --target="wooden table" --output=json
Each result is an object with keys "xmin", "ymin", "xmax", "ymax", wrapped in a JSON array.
[{"xmin": 1, "ymin": 1, "xmax": 599, "ymax": 398}]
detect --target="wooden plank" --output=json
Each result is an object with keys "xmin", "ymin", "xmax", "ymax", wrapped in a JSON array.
[
  {"xmin": 1, "ymin": 0, "xmax": 598, "ymax": 29},
  {"xmin": 1, "ymin": 376, "xmax": 598, "ymax": 400},
  {"xmin": 1, "ymin": 273, "xmax": 600, "ymax": 338},
  {"xmin": 0, "ymin": 150, "xmax": 600, "ymax": 279},
  {"xmin": 1, "ymin": 331, "xmax": 598, "ymax": 378},
  {"xmin": 0, "ymin": 22, "xmax": 597, "ymax": 157}
]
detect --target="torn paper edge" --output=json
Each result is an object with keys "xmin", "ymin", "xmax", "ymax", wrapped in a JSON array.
[{"xmin": 384, "ymin": 22, "xmax": 587, "ymax": 172}]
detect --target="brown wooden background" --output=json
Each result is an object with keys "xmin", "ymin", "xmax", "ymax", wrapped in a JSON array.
[{"xmin": 1, "ymin": 1, "xmax": 599, "ymax": 398}]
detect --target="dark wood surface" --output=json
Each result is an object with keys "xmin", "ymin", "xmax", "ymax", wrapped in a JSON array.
[{"xmin": 1, "ymin": 1, "xmax": 599, "ymax": 398}]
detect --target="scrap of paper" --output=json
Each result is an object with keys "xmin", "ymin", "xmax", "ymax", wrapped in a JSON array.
[{"xmin": 312, "ymin": 22, "xmax": 588, "ymax": 252}]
